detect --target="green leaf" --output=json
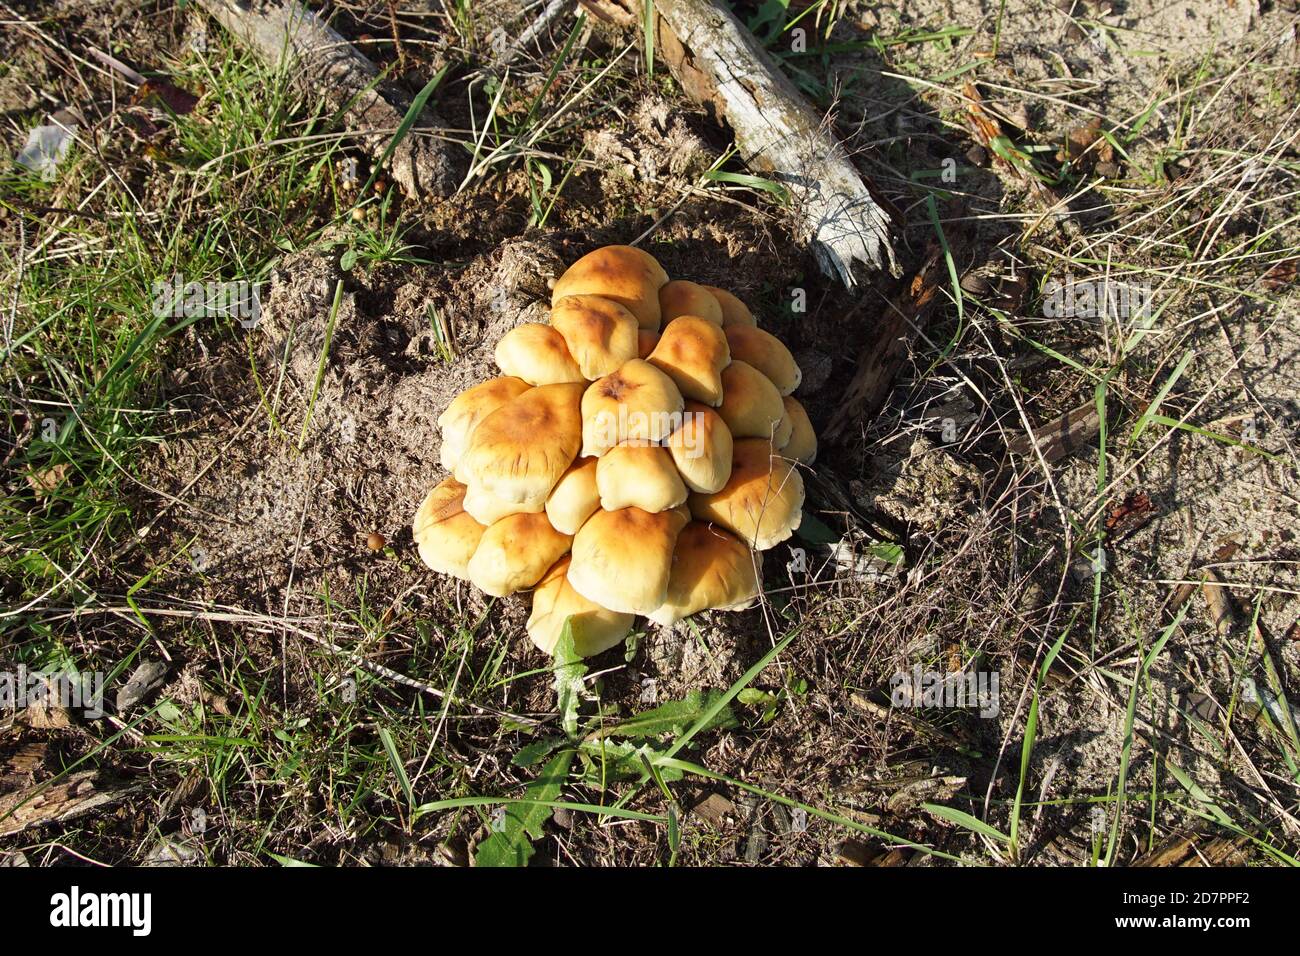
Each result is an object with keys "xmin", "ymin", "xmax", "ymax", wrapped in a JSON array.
[
  {"xmin": 597, "ymin": 690, "xmax": 738, "ymax": 740},
  {"xmin": 474, "ymin": 749, "xmax": 575, "ymax": 867},
  {"xmin": 922, "ymin": 802, "xmax": 1009, "ymax": 842},
  {"xmin": 702, "ymin": 168, "xmax": 791, "ymax": 204},
  {"xmin": 577, "ymin": 739, "xmax": 683, "ymax": 783},
  {"xmin": 378, "ymin": 727, "xmax": 414, "ymax": 812},
  {"xmin": 552, "ymin": 620, "xmax": 588, "ymax": 738},
  {"xmin": 794, "ymin": 509, "xmax": 838, "ymax": 545},
  {"xmin": 512, "ymin": 736, "xmax": 566, "ymax": 768}
]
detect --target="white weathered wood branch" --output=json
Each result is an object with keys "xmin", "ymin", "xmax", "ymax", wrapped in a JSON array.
[
  {"xmin": 653, "ymin": 0, "xmax": 896, "ymax": 286},
  {"xmin": 197, "ymin": 0, "xmax": 461, "ymax": 198}
]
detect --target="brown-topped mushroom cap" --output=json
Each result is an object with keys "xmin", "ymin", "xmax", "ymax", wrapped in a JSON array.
[
  {"xmin": 659, "ymin": 279, "xmax": 724, "ymax": 325},
  {"xmin": 437, "ymin": 376, "xmax": 531, "ymax": 471},
  {"xmin": 596, "ymin": 441, "xmax": 688, "ymax": 513},
  {"xmin": 580, "ymin": 358, "xmax": 684, "ymax": 457},
  {"xmin": 527, "ymin": 555, "xmax": 636, "ymax": 657},
  {"xmin": 549, "ymin": 294, "xmax": 640, "ymax": 380},
  {"xmin": 646, "ymin": 316, "xmax": 731, "ymax": 407},
  {"xmin": 689, "ymin": 438, "xmax": 804, "ymax": 550},
  {"xmin": 567, "ymin": 505, "xmax": 690, "ymax": 614},
  {"xmin": 551, "ymin": 245, "xmax": 669, "ymax": 331},
  {"xmin": 724, "ymin": 325, "xmax": 801, "ymax": 395},
  {"xmin": 457, "ymin": 382, "xmax": 584, "ymax": 505},
  {"xmin": 466, "ymin": 511, "xmax": 573, "ymax": 597},
  {"xmin": 648, "ymin": 522, "xmax": 762, "ymax": 625}
]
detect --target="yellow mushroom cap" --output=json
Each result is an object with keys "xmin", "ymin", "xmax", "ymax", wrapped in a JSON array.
[
  {"xmin": 724, "ymin": 325, "xmax": 801, "ymax": 395},
  {"xmin": 494, "ymin": 323, "xmax": 585, "ymax": 386},
  {"xmin": 545, "ymin": 456, "xmax": 600, "ymax": 535},
  {"xmin": 549, "ymin": 295, "xmax": 640, "ymax": 380},
  {"xmin": 667, "ymin": 401, "xmax": 733, "ymax": 494},
  {"xmin": 648, "ymin": 522, "xmax": 762, "ymax": 626},
  {"xmin": 466, "ymin": 511, "xmax": 573, "ymax": 597},
  {"xmin": 457, "ymin": 382, "xmax": 584, "ymax": 504},
  {"xmin": 580, "ymin": 358, "xmax": 684, "ymax": 457},
  {"xmin": 596, "ymin": 442, "xmax": 688, "ymax": 513},
  {"xmin": 716, "ymin": 361, "xmax": 785, "ymax": 441},
  {"xmin": 647, "ymin": 316, "xmax": 731, "ymax": 407},
  {"xmin": 659, "ymin": 279, "xmax": 724, "ymax": 325},
  {"xmin": 703, "ymin": 286, "xmax": 757, "ymax": 327},
  {"xmin": 568, "ymin": 505, "xmax": 690, "ymax": 614},
  {"xmin": 437, "ymin": 376, "xmax": 531, "ymax": 471},
  {"xmin": 527, "ymin": 555, "xmax": 635, "ymax": 657},
  {"xmin": 781, "ymin": 396, "xmax": 817, "ymax": 464},
  {"xmin": 689, "ymin": 438, "xmax": 804, "ymax": 550},
  {"xmin": 551, "ymin": 245, "xmax": 669, "ymax": 331},
  {"xmin": 637, "ymin": 329, "xmax": 660, "ymax": 359},
  {"xmin": 412, "ymin": 478, "xmax": 487, "ymax": 578},
  {"xmin": 462, "ymin": 482, "xmax": 545, "ymax": 525}
]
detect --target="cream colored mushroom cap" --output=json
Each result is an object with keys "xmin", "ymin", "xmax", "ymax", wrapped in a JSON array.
[
  {"xmin": 412, "ymin": 478, "xmax": 487, "ymax": 579},
  {"xmin": 437, "ymin": 376, "xmax": 531, "ymax": 472},
  {"xmin": 466, "ymin": 511, "xmax": 573, "ymax": 597},
  {"xmin": 716, "ymin": 360, "xmax": 785, "ymax": 441},
  {"xmin": 545, "ymin": 456, "xmax": 600, "ymax": 535},
  {"xmin": 527, "ymin": 555, "xmax": 636, "ymax": 657},
  {"xmin": 549, "ymin": 294, "xmax": 640, "ymax": 380},
  {"xmin": 689, "ymin": 438, "xmax": 804, "ymax": 550},
  {"xmin": 494, "ymin": 323, "xmax": 585, "ymax": 386},
  {"xmin": 647, "ymin": 315, "xmax": 731, "ymax": 407},
  {"xmin": 457, "ymin": 382, "xmax": 584, "ymax": 504},
  {"xmin": 579, "ymin": 358, "xmax": 684, "ymax": 457},
  {"xmin": 551, "ymin": 245, "xmax": 669, "ymax": 331},
  {"xmin": 667, "ymin": 401, "xmax": 733, "ymax": 494},
  {"xmin": 780, "ymin": 396, "xmax": 817, "ymax": 464},
  {"xmin": 596, "ymin": 442, "xmax": 688, "ymax": 513},
  {"xmin": 462, "ymin": 482, "xmax": 545, "ymax": 525},
  {"xmin": 659, "ymin": 279, "xmax": 724, "ymax": 325},
  {"xmin": 703, "ymin": 286, "xmax": 757, "ymax": 327},
  {"xmin": 567, "ymin": 505, "xmax": 690, "ymax": 614},
  {"xmin": 725, "ymin": 325, "xmax": 801, "ymax": 395},
  {"xmin": 648, "ymin": 522, "xmax": 762, "ymax": 626}
]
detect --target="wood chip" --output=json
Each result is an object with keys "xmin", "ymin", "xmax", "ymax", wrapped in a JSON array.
[{"xmin": 691, "ymin": 792, "xmax": 739, "ymax": 829}]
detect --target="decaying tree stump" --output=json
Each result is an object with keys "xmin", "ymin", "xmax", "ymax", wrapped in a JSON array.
[{"xmin": 197, "ymin": 0, "xmax": 462, "ymax": 198}]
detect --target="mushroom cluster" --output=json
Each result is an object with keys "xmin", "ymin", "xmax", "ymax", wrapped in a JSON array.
[{"xmin": 413, "ymin": 245, "xmax": 817, "ymax": 658}]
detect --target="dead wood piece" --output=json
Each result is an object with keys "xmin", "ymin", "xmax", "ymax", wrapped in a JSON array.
[
  {"xmin": 197, "ymin": 0, "xmax": 460, "ymax": 198},
  {"xmin": 0, "ymin": 770, "xmax": 138, "ymax": 837},
  {"xmin": 649, "ymin": 0, "xmax": 896, "ymax": 286},
  {"xmin": 1006, "ymin": 401, "xmax": 1101, "ymax": 463},
  {"xmin": 824, "ymin": 241, "xmax": 949, "ymax": 440}
]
